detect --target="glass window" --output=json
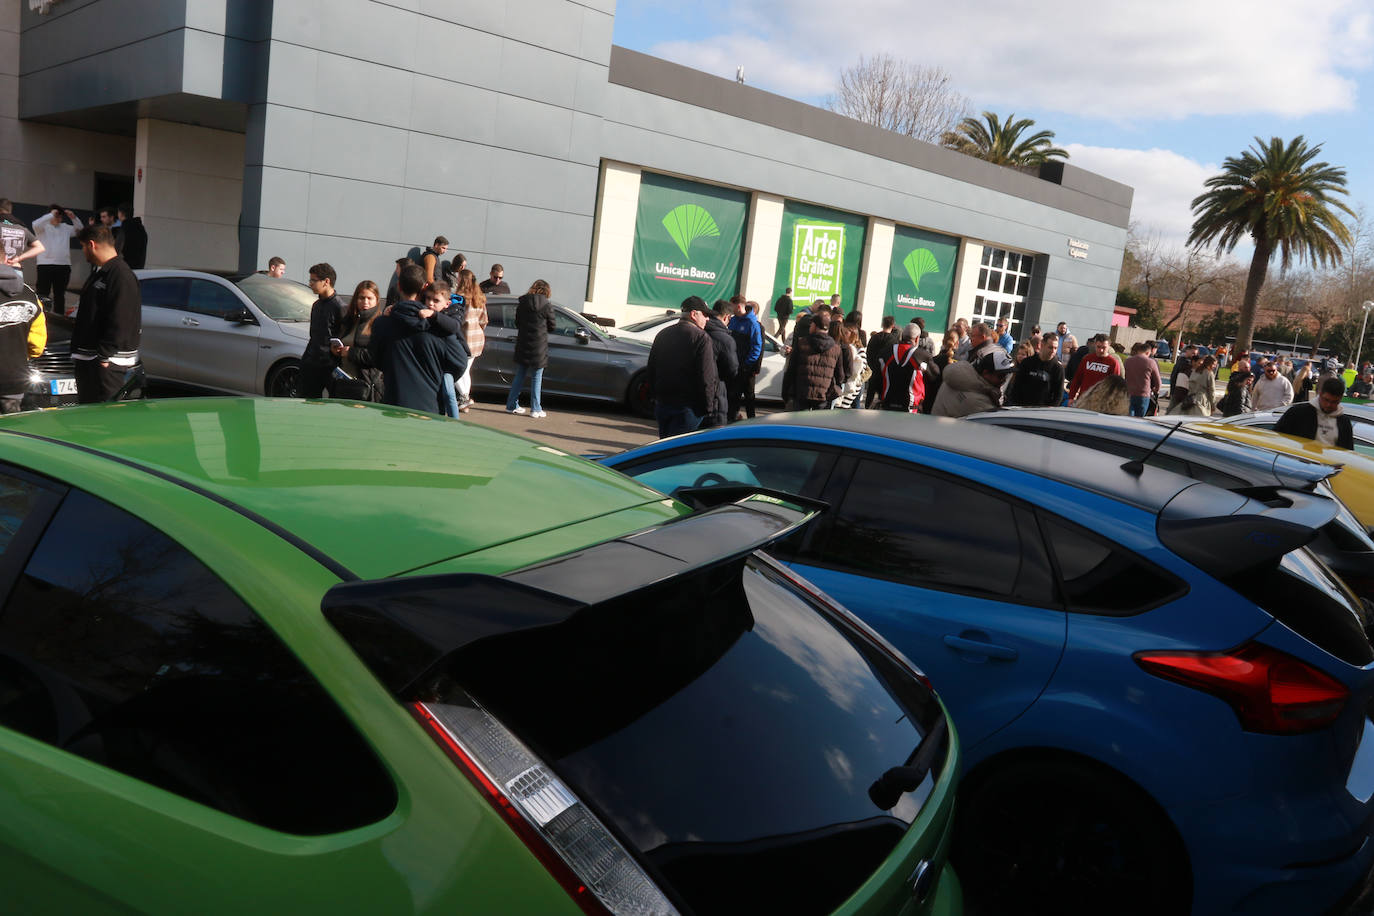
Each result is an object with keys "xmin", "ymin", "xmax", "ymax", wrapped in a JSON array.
[
  {"xmin": 187, "ymin": 280, "xmax": 247, "ymax": 319},
  {"xmin": 0, "ymin": 490, "xmax": 396, "ymax": 834},
  {"xmin": 991, "ymin": 249, "xmax": 1005, "ymax": 269},
  {"xmin": 138, "ymin": 277, "xmax": 189, "ymax": 310},
  {"xmin": 1017, "ymin": 274, "xmax": 1031, "ymax": 296},
  {"xmin": 1006, "ymin": 252, "xmax": 1021, "ymax": 273},
  {"xmin": 978, "ymin": 268, "xmax": 989, "ymax": 288},
  {"xmin": 981, "ymin": 247, "xmax": 991, "ymax": 266},
  {"xmin": 1002, "ymin": 272, "xmax": 1018, "ymax": 294},
  {"xmin": 0, "ymin": 472, "xmax": 42, "ymax": 558},
  {"xmin": 623, "ymin": 444, "xmax": 834, "ymax": 502},
  {"xmin": 822, "ymin": 459, "xmax": 1023, "ymax": 597},
  {"xmin": 552, "ymin": 309, "xmax": 587, "ymax": 338},
  {"xmin": 233, "ymin": 274, "xmax": 313, "ymax": 322},
  {"xmin": 1041, "ymin": 516, "xmax": 1185, "ymax": 615}
]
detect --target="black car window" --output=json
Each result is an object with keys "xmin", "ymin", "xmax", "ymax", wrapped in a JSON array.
[
  {"xmin": 622, "ymin": 444, "xmax": 835, "ymax": 502},
  {"xmin": 822, "ymin": 458, "xmax": 1025, "ymax": 599},
  {"xmin": 186, "ymin": 279, "xmax": 247, "ymax": 320},
  {"xmin": 0, "ymin": 489, "xmax": 396, "ymax": 834},
  {"xmin": 486, "ymin": 304, "xmax": 512, "ymax": 329},
  {"xmin": 1186, "ymin": 462, "xmax": 1248, "ymax": 490},
  {"xmin": 552, "ymin": 309, "xmax": 586, "ymax": 338},
  {"xmin": 1039, "ymin": 515, "xmax": 1186, "ymax": 616},
  {"xmin": 138, "ymin": 277, "xmax": 189, "ymax": 311},
  {"xmin": 0, "ymin": 472, "xmax": 42, "ymax": 558}
]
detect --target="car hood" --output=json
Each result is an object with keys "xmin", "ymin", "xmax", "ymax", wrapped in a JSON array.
[
  {"xmin": 271, "ymin": 320, "xmax": 310, "ymax": 341},
  {"xmin": 0, "ymin": 398, "xmax": 683, "ymax": 580}
]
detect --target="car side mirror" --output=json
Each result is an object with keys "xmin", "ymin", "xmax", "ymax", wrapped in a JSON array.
[
  {"xmin": 227, "ymin": 307, "xmax": 255, "ymax": 324},
  {"xmin": 575, "ymin": 327, "xmax": 591, "ymax": 344}
]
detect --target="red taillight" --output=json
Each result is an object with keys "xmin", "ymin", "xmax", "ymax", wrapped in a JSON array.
[
  {"xmin": 409, "ymin": 701, "xmax": 679, "ymax": 916},
  {"xmin": 1135, "ymin": 642, "xmax": 1349, "ymax": 734}
]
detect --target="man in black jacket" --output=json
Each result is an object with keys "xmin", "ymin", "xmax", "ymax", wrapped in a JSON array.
[
  {"xmin": 702, "ymin": 300, "xmax": 739, "ymax": 427},
  {"xmin": 369, "ymin": 265, "xmax": 468, "ymax": 413},
  {"xmin": 116, "ymin": 203, "xmax": 148, "ymax": 269},
  {"xmin": 1007, "ymin": 333, "xmax": 1065, "ymax": 406},
  {"xmin": 864, "ymin": 316, "xmax": 899, "ymax": 407},
  {"xmin": 72, "ymin": 224, "xmax": 140, "ymax": 403},
  {"xmin": 300, "ymin": 262, "xmax": 347, "ymax": 398},
  {"xmin": 773, "ymin": 287, "xmax": 794, "ymax": 338},
  {"xmin": 646, "ymin": 296, "xmax": 717, "ymax": 438},
  {"xmin": 1274, "ymin": 377, "xmax": 1355, "ymax": 449}
]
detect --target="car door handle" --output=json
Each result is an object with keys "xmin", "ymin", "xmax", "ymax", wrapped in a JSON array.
[{"xmin": 943, "ymin": 634, "xmax": 1018, "ymax": 661}]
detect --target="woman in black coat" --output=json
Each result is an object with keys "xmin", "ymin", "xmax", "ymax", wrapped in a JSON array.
[{"xmin": 505, "ymin": 279, "xmax": 556, "ymax": 417}]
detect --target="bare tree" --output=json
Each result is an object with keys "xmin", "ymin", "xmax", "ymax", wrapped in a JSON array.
[
  {"xmin": 826, "ymin": 54, "xmax": 970, "ymax": 145},
  {"xmin": 1152, "ymin": 247, "xmax": 1235, "ymax": 335}
]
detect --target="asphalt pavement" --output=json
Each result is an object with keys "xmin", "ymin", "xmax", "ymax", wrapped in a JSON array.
[{"xmin": 463, "ymin": 391, "xmax": 660, "ymax": 456}]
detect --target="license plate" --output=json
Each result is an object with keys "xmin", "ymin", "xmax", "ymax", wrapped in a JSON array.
[{"xmin": 48, "ymin": 378, "xmax": 77, "ymax": 395}]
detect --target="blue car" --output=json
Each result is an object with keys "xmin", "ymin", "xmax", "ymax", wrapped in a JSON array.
[{"xmin": 603, "ymin": 411, "xmax": 1374, "ymax": 915}]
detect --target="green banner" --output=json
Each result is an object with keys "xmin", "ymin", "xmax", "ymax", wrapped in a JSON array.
[
  {"xmin": 773, "ymin": 201, "xmax": 867, "ymax": 312},
  {"xmin": 885, "ymin": 225, "xmax": 961, "ymax": 331},
  {"xmin": 628, "ymin": 172, "xmax": 748, "ymax": 309}
]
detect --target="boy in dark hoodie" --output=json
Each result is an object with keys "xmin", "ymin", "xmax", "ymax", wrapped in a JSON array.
[{"xmin": 370, "ymin": 266, "xmax": 468, "ymax": 413}]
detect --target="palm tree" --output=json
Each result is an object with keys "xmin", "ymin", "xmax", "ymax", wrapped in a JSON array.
[
  {"xmin": 941, "ymin": 112, "xmax": 1069, "ymax": 168},
  {"xmin": 1188, "ymin": 136, "xmax": 1354, "ymax": 351}
]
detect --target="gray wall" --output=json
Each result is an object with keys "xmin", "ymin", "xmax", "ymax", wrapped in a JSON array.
[
  {"xmin": 603, "ymin": 48, "xmax": 1131, "ymax": 334},
  {"xmin": 238, "ymin": 0, "xmax": 614, "ymax": 296}
]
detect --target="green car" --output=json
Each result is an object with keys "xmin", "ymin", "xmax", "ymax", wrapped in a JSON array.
[{"xmin": 0, "ymin": 399, "xmax": 960, "ymax": 915}]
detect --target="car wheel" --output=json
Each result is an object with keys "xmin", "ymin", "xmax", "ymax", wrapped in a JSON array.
[
  {"xmin": 952, "ymin": 758, "xmax": 1191, "ymax": 916},
  {"xmin": 627, "ymin": 370, "xmax": 654, "ymax": 418},
  {"xmin": 266, "ymin": 360, "xmax": 302, "ymax": 398}
]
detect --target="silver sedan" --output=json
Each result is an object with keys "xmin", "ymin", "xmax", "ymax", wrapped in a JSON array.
[{"xmin": 136, "ymin": 270, "xmax": 314, "ymax": 397}]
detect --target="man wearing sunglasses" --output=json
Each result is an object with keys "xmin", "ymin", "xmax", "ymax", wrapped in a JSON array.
[{"xmin": 1251, "ymin": 360, "xmax": 1294, "ymax": 412}]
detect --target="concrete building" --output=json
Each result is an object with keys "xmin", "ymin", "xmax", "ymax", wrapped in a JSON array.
[{"xmin": 4, "ymin": 0, "xmax": 1132, "ymax": 337}]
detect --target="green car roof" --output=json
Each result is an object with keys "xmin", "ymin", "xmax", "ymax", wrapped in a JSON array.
[{"xmin": 0, "ymin": 398, "xmax": 679, "ymax": 580}]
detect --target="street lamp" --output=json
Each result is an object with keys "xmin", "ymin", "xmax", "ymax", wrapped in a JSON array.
[{"xmin": 1357, "ymin": 301, "xmax": 1374, "ymax": 372}]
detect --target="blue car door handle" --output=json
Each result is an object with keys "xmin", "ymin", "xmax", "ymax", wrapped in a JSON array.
[{"xmin": 943, "ymin": 634, "xmax": 1018, "ymax": 661}]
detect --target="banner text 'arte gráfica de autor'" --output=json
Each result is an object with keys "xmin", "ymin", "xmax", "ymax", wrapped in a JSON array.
[
  {"xmin": 628, "ymin": 172, "xmax": 748, "ymax": 310},
  {"xmin": 772, "ymin": 201, "xmax": 867, "ymax": 311}
]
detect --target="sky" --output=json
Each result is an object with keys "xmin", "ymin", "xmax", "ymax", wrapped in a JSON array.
[{"xmin": 612, "ymin": 0, "xmax": 1374, "ymax": 260}]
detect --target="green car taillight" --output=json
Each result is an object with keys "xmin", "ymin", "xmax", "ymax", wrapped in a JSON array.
[{"xmin": 411, "ymin": 698, "xmax": 680, "ymax": 916}]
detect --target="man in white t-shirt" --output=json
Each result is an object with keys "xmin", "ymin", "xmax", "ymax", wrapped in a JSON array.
[{"xmin": 32, "ymin": 204, "xmax": 82, "ymax": 314}]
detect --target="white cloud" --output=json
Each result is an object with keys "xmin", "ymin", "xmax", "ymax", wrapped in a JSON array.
[
  {"xmin": 645, "ymin": 0, "xmax": 1372, "ymax": 120},
  {"xmin": 1064, "ymin": 144, "xmax": 1215, "ymax": 247}
]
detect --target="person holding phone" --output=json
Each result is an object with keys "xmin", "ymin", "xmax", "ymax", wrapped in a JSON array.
[{"xmin": 300, "ymin": 263, "xmax": 346, "ymax": 398}]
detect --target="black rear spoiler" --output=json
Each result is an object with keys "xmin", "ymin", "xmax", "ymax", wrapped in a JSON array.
[
  {"xmin": 1157, "ymin": 484, "xmax": 1339, "ymax": 579},
  {"xmin": 323, "ymin": 495, "xmax": 816, "ymax": 695}
]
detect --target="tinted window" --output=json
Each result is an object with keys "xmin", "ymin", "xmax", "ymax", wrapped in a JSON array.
[
  {"xmin": 823, "ymin": 459, "xmax": 1023, "ymax": 598},
  {"xmin": 187, "ymin": 279, "xmax": 246, "ymax": 319},
  {"xmin": 1041, "ymin": 516, "xmax": 1186, "ymax": 615},
  {"xmin": 439, "ymin": 556, "xmax": 942, "ymax": 916},
  {"xmin": 552, "ymin": 309, "xmax": 585, "ymax": 338},
  {"xmin": 0, "ymin": 472, "xmax": 42, "ymax": 556},
  {"xmin": 139, "ymin": 277, "xmax": 189, "ymax": 310},
  {"xmin": 1229, "ymin": 549, "xmax": 1373, "ymax": 666},
  {"xmin": 0, "ymin": 490, "xmax": 395, "ymax": 833},
  {"xmin": 623, "ymin": 444, "xmax": 834, "ymax": 500}
]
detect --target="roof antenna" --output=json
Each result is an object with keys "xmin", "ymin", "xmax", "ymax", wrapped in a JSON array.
[
  {"xmin": 736, "ymin": 65, "xmax": 746, "ymax": 85},
  {"xmin": 1122, "ymin": 421, "xmax": 1184, "ymax": 476}
]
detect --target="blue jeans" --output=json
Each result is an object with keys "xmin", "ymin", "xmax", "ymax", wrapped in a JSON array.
[
  {"xmin": 655, "ymin": 404, "xmax": 702, "ymax": 438},
  {"xmin": 439, "ymin": 373, "xmax": 460, "ymax": 417},
  {"xmin": 1129, "ymin": 394, "xmax": 1151, "ymax": 417},
  {"xmin": 506, "ymin": 363, "xmax": 544, "ymax": 412}
]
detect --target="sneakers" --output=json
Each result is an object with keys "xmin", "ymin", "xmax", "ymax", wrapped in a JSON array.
[
  {"xmin": 507, "ymin": 406, "xmax": 528, "ymax": 415},
  {"xmin": 531, "ymin": 410, "xmax": 547, "ymax": 418}
]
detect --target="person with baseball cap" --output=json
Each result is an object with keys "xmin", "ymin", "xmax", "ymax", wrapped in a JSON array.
[{"xmin": 645, "ymin": 296, "xmax": 718, "ymax": 438}]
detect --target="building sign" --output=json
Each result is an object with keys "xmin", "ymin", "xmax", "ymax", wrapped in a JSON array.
[
  {"xmin": 773, "ymin": 201, "xmax": 867, "ymax": 310},
  {"xmin": 885, "ymin": 226, "xmax": 960, "ymax": 331},
  {"xmin": 628, "ymin": 172, "xmax": 748, "ymax": 310},
  {"xmin": 1068, "ymin": 237, "xmax": 1090, "ymax": 259}
]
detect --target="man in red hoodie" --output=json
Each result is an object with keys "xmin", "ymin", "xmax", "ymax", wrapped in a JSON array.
[{"xmin": 1067, "ymin": 334, "xmax": 1122, "ymax": 405}]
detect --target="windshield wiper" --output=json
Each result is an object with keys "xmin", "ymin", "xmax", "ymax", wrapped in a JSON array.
[{"xmin": 868, "ymin": 718, "xmax": 948, "ymax": 810}]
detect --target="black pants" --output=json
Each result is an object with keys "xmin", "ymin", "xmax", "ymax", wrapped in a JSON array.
[
  {"xmin": 35, "ymin": 265, "xmax": 71, "ymax": 313},
  {"xmin": 299, "ymin": 363, "xmax": 332, "ymax": 399},
  {"xmin": 74, "ymin": 361, "xmax": 128, "ymax": 403},
  {"xmin": 776, "ymin": 314, "xmax": 790, "ymax": 340},
  {"xmin": 732, "ymin": 367, "xmax": 757, "ymax": 419}
]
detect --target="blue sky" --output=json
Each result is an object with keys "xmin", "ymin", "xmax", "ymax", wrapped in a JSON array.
[{"xmin": 613, "ymin": 0, "xmax": 1373, "ymax": 256}]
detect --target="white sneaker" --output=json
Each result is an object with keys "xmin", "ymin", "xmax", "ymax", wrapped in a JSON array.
[
  {"xmin": 507, "ymin": 406, "xmax": 528, "ymax": 415},
  {"xmin": 531, "ymin": 410, "xmax": 547, "ymax": 418}
]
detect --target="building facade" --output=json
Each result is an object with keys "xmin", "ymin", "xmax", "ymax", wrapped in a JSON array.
[{"xmin": 4, "ymin": 0, "xmax": 1132, "ymax": 336}]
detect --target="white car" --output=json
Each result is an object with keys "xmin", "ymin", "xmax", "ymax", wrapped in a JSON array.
[
  {"xmin": 613, "ymin": 312, "xmax": 787, "ymax": 401},
  {"xmin": 136, "ymin": 270, "xmax": 315, "ymax": 397}
]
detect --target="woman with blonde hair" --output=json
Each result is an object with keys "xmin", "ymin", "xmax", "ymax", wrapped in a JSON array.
[
  {"xmin": 330, "ymin": 280, "xmax": 385, "ymax": 401},
  {"xmin": 452, "ymin": 268, "xmax": 488, "ymax": 413},
  {"xmin": 1072, "ymin": 374, "xmax": 1129, "ymax": 415}
]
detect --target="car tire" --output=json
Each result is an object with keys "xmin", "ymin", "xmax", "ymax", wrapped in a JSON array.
[
  {"xmin": 266, "ymin": 360, "xmax": 302, "ymax": 398},
  {"xmin": 627, "ymin": 370, "xmax": 654, "ymax": 418},
  {"xmin": 952, "ymin": 757, "xmax": 1191, "ymax": 916}
]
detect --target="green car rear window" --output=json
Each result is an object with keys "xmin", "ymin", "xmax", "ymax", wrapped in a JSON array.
[{"xmin": 0, "ymin": 487, "xmax": 396, "ymax": 835}]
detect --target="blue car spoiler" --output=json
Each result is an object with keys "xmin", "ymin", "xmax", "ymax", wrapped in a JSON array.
[{"xmin": 1157, "ymin": 484, "xmax": 1339, "ymax": 579}]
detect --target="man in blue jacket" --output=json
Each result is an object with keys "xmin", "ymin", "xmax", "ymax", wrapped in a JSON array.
[{"xmin": 727, "ymin": 296, "xmax": 764, "ymax": 420}]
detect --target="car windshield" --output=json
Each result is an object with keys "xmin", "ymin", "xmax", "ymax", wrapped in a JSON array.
[
  {"xmin": 620, "ymin": 315, "xmax": 676, "ymax": 332},
  {"xmin": 235, "ymin": 274, "xmax": 316, "ymax": 322}
]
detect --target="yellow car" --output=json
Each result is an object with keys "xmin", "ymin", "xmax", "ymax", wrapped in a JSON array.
[{"xmin": 1187, "ymin": 423, "xmax": 1374, "ymax": 530}]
